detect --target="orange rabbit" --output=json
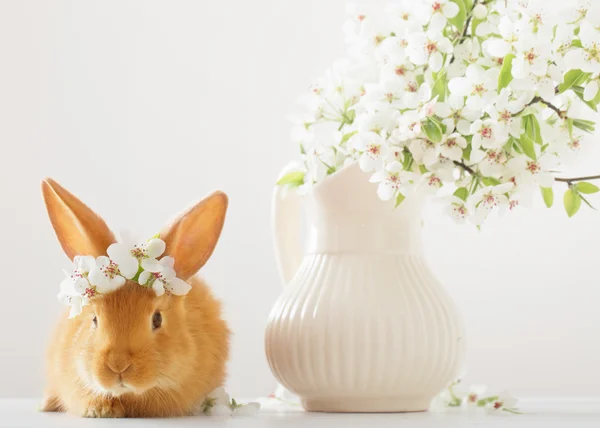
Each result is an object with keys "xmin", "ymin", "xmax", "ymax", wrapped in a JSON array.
[{"xmin": 40, "ymin": 178, "xmax": 230, "ymax": 417}]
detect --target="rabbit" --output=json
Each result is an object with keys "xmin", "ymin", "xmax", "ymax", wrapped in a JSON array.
[{"xmin": 39, "ymin": 178, "xmax": 230, "ymax": 418}]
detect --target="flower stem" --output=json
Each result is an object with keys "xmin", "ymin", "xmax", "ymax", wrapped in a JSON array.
[{"xmin": 447, "ymin": 383, "xmax": 462, "ymax": 407}]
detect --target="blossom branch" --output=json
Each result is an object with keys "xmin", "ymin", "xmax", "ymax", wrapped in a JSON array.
[
  {"xmin": 516, "ymin": 96, "xmax": 565, "ymax": 118},
  {"xmin": 455, "ymin": 159, "xmax": 600, "ymax": 186},
  {"xmin": 555, "ymin": 175, "xmax": 600, "ymax": 184},
  {"xmin": 454, "ymin": 160, "xmax": 478, "ymax": 177}
]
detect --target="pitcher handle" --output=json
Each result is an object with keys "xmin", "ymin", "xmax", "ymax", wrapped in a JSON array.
[{"xmin": 272, "ymin": 163, "xmax": 304, "ymax": 286}]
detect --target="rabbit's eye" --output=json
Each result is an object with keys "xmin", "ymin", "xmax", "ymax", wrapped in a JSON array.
[
  {"xmin": 152, "ymin": 312, "xmax": 162, "ymax": 330},
  {"xmin": 92, "ymin": 315, "xmax": 97, "ymax": 328}
]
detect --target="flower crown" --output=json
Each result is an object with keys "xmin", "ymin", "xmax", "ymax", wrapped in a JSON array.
[{"xmin": 58, "ymin": 237, "xmax": 191, "ymax": 318}]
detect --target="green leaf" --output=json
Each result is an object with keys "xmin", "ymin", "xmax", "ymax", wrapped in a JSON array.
[
  {"xmin": 395, "ymin": 192, "xmax": 406, "ymax": 207},
  {"xmin": 340, "ymin": 130, "xmax": 358, "ymax": 145},
  {"xmin": 572, "ymin": 118, "xmax": 596, "ymax": 133},
  {"xmin": 580, "ymin": 194, "xmax": 597, "ymax": 210},
  {"xmin": 424, "ymin": 117, "xmax": 443, "ymax": 143},
  {"xmin": 567, "ymin": 118, "xmax": 574, "ymax": 138},
  {"xmin": 449, "ymin": 0, "xmax": 467, "ymax": 31},
  {"xmin": 559, "ymin": 70, "xmax": 591, "ymax": 94},
  {"xmin": 276, "ymin": 171, "xmax": 305, "ymax": 187},
  {"xmin": 402, "ymin": 151, "xmax": 414, "ymax": 170},
  {"xmin": 523, "ymin": 114, "xmax": 542, "ymax": 144},
  {"xmin": 564, "ymin": 189, "xmax": 582, "ymax": 217},
  {"xmin": 453, "ymin": 187, "xmax": 469, "ymax": 201},
  {"xmin": 592, "ymin": 88, "xmax": 600, "ymax": 109},
  {"xmin": 508, "ymin": 136, "xmax": 522, "ymax": 154},
  {"xmin": 541, "ymin": 187, "xmax": 554, "ymax": 208},
  {"xmin": 482, "ymin": 177, "xmax": 501, "ymax": 187},
  {"xmin": 518, "ymin": 134, "xmax": 537, "ymax": 160},
  {"xmin": 462, "ymin": 143, "xmax": 472, "ymax": 161},
  {"xmin": 432, "ymin": 71, "xmax": 448, "ymax": 102},
  {"xmin": 429, "ymin": 115, "xmax": 447, "ymax": 133},
  {"xmin": 575, "ymin": 182, "xmax": 600, "ymax": 194},
  {"xmin": 498, "ymin": 54, "xmax": 515, "ymax": 91},
  {"xmin": 572, "ymin": 86, "xmax": 598, "ymax": 112},
  {"xmin": 419, "ymin": 164, "xmax": 429, "ymax": 174},
  {"xmin": 463, "ymin": 0, "xmax": 473, "ymax": 10}
]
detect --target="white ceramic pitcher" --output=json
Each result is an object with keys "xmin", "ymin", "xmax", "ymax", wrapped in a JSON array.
[{"xmin": 265, "ymin": 162, "xmax": 465, "ymax": 412}]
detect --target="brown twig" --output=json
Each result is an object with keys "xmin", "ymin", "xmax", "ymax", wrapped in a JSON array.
[
  {"xmin": 514, "ymin": 96, "xmax": 565, "ymax": 118},
  {"xmin": 449, "ymin": 1, "xmax": 478, "ymax": 64},
  {"xmin": 454, "ymin": 160, "xmax": 600, "ymax": 187},
  {"xmin": 555, "ymin": 175, "xmax": 600, "ymax": 184},
  {"xmin": 453, "ymin": 160, "xmax": 478, "ymax": 176}
]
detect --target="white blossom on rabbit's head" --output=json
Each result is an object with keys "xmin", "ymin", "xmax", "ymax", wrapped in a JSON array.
[{"xmin": 57, "ymin": 237, "xmax": 191, "ymax": 318}]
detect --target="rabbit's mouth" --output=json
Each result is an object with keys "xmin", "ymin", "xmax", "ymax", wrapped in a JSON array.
[{"xmin": 106, "ymin": 380, "xmax": 135, "ymax": 397}]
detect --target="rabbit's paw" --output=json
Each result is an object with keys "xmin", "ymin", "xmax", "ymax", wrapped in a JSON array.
[{"xmin": 83, "ymin": 398, "xmax": 125, "ymax": 418}]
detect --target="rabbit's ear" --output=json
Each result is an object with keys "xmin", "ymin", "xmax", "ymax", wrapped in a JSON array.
[
  {"xmin": 41, "ymin": 178, "xmax": 116, "ymax": 260},
  {"xmin": 160, "ymin": 191, "xmax": 228, "ymax": 280}
]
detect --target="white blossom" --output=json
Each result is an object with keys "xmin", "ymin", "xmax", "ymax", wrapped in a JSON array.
[
  {"xmin": 565, "ymin": 21, "xmax": 600, "ymax": 73},
  {"xmin": 463, "ymin": 385, "xmax": 488, "ymax": 407},
  {"xmin": 473, "ymin": 4, "xmax": 488, "ymax": 20},
  {"xmin": 423, "ymin": 0, "xmax": 459, "ymax": 31},
  {"xmin": 202, "ymin": 387, "xmax": 261, "ymax": 417},
  {"xmin": 350, "ymin": 131, "xmax": 389, "ymax": 172},
  {"xmin": 434, "ymin": 95, "xmax": 481, "ymax": 135},
  {"xmin": 88, "ymin": 256, "xmax": 127, "ymax": 293},
  {"xmin": 446, "ymin": 196, "xmax": 471, "ymax": 224},
  {"xmin": 485, "ymin": 391, "xmax": 519, "ymax": 415},
  {"xmin": 484, "ymin": 16, "xmax": 522, "ymax": 59},
  {"xmin": 369, "ymin": 162, "xmax": 416, "ymax": 201},
  {"xmin": 449, "ymin": 64, "xmax": 498, "ymax": 111},
  {"xmin": 440, "ymin": 133, "xmax": 467, "ymax": 161},
  {"xmin": 511, "ymin": 36, "xmax": 552, "ymax": 79},
  {"xmin": 470, "ymin": 119, "xmax": 509, "ymax": 150},
  {"xmin": 410, "ymin": 138, "xmax": 440, "ymax": 166},
  {"xmin": 139, "ymin": 256, "xmax": 191, "ymax": 296},
  {"xmin": 469, "ymin": 183, "xmax": 514, "ymax": 225},
  {"xmin": 57, "ymin": 238, "xmax": 192, "ymax": 318},
  {"xmin": 407, "ymin": 30, "xmax": 453, "ymax": 72}
]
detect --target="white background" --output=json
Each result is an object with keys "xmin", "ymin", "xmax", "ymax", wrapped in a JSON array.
[{"xmin": 0, "ymin": 0, "xmax": 598, "ymax": 400}]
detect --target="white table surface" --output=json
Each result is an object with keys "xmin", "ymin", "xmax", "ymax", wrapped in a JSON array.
[{"xmin": 2, "ymin": 398, "xmax": 600, "ymax": 427}]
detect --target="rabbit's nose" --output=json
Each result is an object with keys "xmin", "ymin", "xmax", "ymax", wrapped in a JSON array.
[
  {"xmin": 106, "ymin": 353, "xmax": 133, "ymax": 375},
  {"xmin": 106, "ymin": 360, "xmax": 132, "ymax": 375}
]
